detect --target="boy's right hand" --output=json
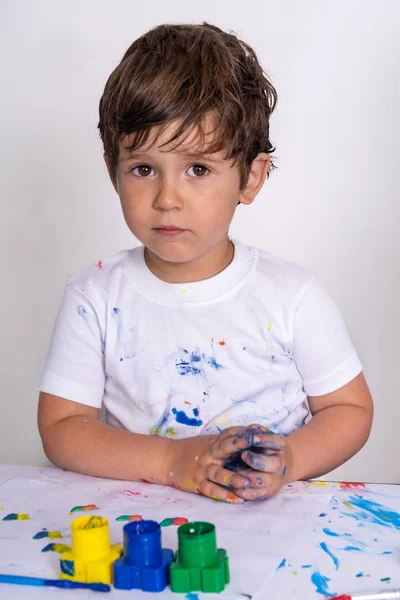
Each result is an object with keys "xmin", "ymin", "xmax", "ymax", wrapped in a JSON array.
[{"xmin": 165, "ymin": 427, "xmax": 255, "ymax": 504}]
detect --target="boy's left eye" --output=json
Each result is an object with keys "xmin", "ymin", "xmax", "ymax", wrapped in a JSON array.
[{"xmin": 188, "ymin": 164, "xmax": 209, "ymax": 177}]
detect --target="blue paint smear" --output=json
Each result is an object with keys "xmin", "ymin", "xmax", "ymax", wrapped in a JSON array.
[
  {"xmin": 343, "ymin": 546, "xmax": 362, "ymax": 552},
  {"xmin": 344, "ymin": 495, "xmax": 400, "ymax": 530},
  {"xmin": 172, "ymin": 408, "xmax": 202, "ymax": 427},
  {"xmin": 302, "ymin": 564, "xmax": 312, "ymax": 568},
  {"xmin": 77, "ymin": 305, "xmax": 87, "ymax": 316},
  {"xmin": 356, "ymin": 572, "xmax": 365, "ymax": 577},
  {"xmin": 380, "ymin": 551, "xmax": 393, "ymax": 555},
  {"xmin": 323, "ymin": 528, "xmax": 340, "ymax": 537},
  {"xmin": 311, "ymin": 571, "xmax": 334, "ymax": 597},
  {"xmin": 207, "ymin": 356, "xmax": 224, "ymax": 370},
  {"xmin": 319, "ymin": 512, "xmax": 326, "ymax": 517},
  {"xmin": 193, "ymin": 408, "xmax": 199, "ymax": 417},
  {"xmin": 185, "ymin": 594, "xmax": 200, "ymax": 600},
  {"xmin": 319, "ymin": 542, "xmax": 339, "ymax": 569},
  {"xmin": 277, "ymin": 558, "xmax": 286, "ymax": 570},
  {"xmin": 60, "ymin": 559, "xmax": 75, "ymax": 576}
]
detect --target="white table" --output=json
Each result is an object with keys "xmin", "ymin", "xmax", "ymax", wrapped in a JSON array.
[{"xmin": 0, "ymin": 465, "xmax": 399, "ymax": 599}]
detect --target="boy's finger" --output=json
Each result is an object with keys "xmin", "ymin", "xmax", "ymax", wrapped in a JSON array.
[
  {"xmin": 241, "ymin": 449, "xmax": 283, "ymax": 473},
  {"xmin": 211, "ymin": 430, "xmax": 253, "ymax": 459},
  {"xmin": 252, "ymin": 433, "xmax": 286, "ymax": 451},
  {"xmin": 199, "ymin": 480, "xmax": 245, "ymax": 505},
  {"xmin": 206, "ymin": 464, "xmax": 252, "ymax": 490}
]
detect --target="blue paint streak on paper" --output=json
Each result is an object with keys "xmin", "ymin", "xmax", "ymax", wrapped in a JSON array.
[
  {"xmin": 343, "ymin": 546, "xmax": 362, "ymax": 552},
  {"xmin": 302, "ymin": 564, "xmax": 312, "ymax": 568},
  {"xmin": 323, "ymin": 528, "xmax": 340, "ymax": 537},
  {"xmin": 277, "ymin": 558, "xmax": 286, "ymax": 570},
  {"xmin": 172, "ymin": 408, "xmax": 202, "ymax": 427},
  {"xmin": 185, "ymin": 594, "xmax": 200, "ymax": 600},
  {"xmin": 344, "ymin": 495, "xmax": 400, "ymax": 530},
  {"xmin": 311, "ymin": 571, "xmax": 334, "ymax": 597},
  {"xmin": 319, "ymin": 542, "xmax": 339, "ymax": 569}
]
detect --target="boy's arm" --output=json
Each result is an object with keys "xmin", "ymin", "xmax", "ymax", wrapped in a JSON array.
[
  {"xmin": 284, "ymin": 372, "xmax": 373, "ymax": 482},
  {"xmin": 38, "ymin": 392, "xmax": 252, "ymax": 503}
]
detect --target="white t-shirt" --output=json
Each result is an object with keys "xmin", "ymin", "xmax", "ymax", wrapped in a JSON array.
[{"xmin": 40, "ymin": 239, "xmax": 362, "ymax": 437}]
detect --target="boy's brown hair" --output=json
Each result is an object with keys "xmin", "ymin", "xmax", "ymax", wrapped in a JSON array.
[{"xmin": 98, "ymin": 22, "xmax": 277, "ymax": 188}]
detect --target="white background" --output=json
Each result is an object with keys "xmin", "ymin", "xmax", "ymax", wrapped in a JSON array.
[{"xmin": 0, "ymin": 0, "xmax": 399, "ymax": 482}]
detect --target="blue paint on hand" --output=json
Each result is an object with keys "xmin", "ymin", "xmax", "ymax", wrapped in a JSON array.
[{"xmin": 172, "ymin": 408, "xmax": 202, "ymax": 427}]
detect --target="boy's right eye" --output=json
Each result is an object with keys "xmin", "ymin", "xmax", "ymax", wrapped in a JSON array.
[{"xmin": 131, "ymin": 165, "xmax": 155, "ymax": 177}]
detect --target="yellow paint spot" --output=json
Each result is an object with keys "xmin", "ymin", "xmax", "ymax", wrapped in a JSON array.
[
  {"xmin": 223, "ymin": 476, "xmax": 227, "ymax": 483},
  {"xmin": 166, "ymin": 428, "xmax": 176, "ymax": 436},
  {"xmin": 0, "ymin": 507, "xmax": 4, "ymax": 511},
  {"xmin": 48, "ymin": 531, "xmax": 63, "ymax": 539},
  {"xmin": 343, "ymin": 501, "xmax": 354, "ymax": 509},
  {"xmin": 293, "ymin": 571, "xmax": 298, "ymax": 575},
  {"xmin": 182, "ymin": 286, "xmax": 192, "ymax": 295},
  {"xmin": 182, "ymin": 478, "xmax": 198, "ymax": 493},
  {"xmin": 211, "ymin": 495, "xmax": 221, "ymax": 501},
  {"xmin": 267, "ymin": 321, "xmax": 272, "ymax": 330},
  {"xmin": 220, "ymin": 418, "xmax": 226, "ymax": 425},
  {"xmin": 307, "ymin": 481, "xmax": 328, "ymax": 488},
  {"xmin": 18, "ymin": 514, "xmax": 30, "ymax": 520}
]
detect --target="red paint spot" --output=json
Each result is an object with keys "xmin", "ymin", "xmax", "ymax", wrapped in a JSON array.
[
  {"xmin": 121, "ymin": 489, "xmax": 148, "ymax": 498},
  {"xmin": 96, "ymin": 260, "xmax": 103, "ymax": 269},
  {"xmin": 129, "ymin": 515, "xmax": 143, "ymax": 522},
  {"xmin": 227, "ymin": 493, "xmax": 236, "ymax": 501},
  {"xmin": 173, "ymin": 517, "xmax": 188, "ymax": 525},
  {"xmin": 218, "ymin": 340, "xmax": 226, "ymax": 346},
  {"xmin": 139, "ymin": 478, "xmax": 152, "ymax": 484},
  {"xmin": 339, "ymin": 482, "xmax": 366, "ymax": 491},
  {"xmin": 184, "ymin": 401, "xmax": 192, "ymax": 405}
]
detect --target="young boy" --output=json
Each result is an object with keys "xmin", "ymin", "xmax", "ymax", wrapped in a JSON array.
[{"xmin": 38, "ymin": 23, "xmax": 373, "ymax": 504}]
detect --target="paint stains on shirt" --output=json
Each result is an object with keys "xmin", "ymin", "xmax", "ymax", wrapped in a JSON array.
[
  {"xmin": 172, "ymin": 408, "xmax": 203, "ymax": 427},
  {"xmin": 2, "ymin": 513, "xmax": 30, "ymax": 521}
]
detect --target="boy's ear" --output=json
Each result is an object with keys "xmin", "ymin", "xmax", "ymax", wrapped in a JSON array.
[
  {"xmin": 103, "ymin": 154, "xmax": 119, "ymax": 194},
  {"xmin": 239, "ymin": 153, "xmax": 270, "ymax": 205}
]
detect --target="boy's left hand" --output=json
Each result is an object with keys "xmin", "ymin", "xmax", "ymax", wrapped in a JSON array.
[{"xmin": 227, "ymin": 423, "xmax": 288, "ymax": 501}]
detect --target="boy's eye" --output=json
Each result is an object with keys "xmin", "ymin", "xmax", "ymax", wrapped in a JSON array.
[
  {"xmin": 188, "ymin": 164, "xmax": 209, "ymax": 177},
  {"xmin": 131, "ymin": 165, "xmax": 154, "ymax": 177}
]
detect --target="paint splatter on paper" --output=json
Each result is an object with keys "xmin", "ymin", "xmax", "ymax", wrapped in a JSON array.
[
  {"xmin": 319, "ymin": 542, "xmax": 339, "ymax": 569},
  {"xmin": 116, "ymin": 515, "xmax": 143, "ymax": 522},
  {"xmin": 69, "ymin": 504, "xmax": 99, "ymax": 515},
  {"xmin": 339, "ymin": 482, "xmax": 366, "ymax": 491},
  {"xmin": 33, "ymin": 529, "xmax": 63, "ymax": 539},
  {"xmin": 2, "ymin": 513, "xmax": 30, "ymax": 521},
  {"xmin": 160, "ymin": 517, "xmax": 189, "ymax": 527},
  {"xmin": 42, "ymin": 543, "xmax": 71, "ymax": 554},
  {"xmin": 311, "ymin": 571, "xmax": 334, "ymax": 596}
]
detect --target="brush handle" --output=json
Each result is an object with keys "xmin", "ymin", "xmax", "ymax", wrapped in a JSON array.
[{"xmin": 0, "ymin": 574, "xmax": 110, "ymax": 592}]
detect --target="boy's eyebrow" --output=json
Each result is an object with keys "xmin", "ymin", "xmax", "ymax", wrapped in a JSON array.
[{"xmin": 120, "ymin": 150, "xmax": 225, "ymax": 163}]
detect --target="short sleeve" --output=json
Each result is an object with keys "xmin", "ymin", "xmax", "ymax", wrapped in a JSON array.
[
  {"xmin": 39, "ymin": 285, "xmax": 105, "ymax": 407},
  {"xmin": 292, "ymin": 278, "xmax": 362, "ymax": 396}
]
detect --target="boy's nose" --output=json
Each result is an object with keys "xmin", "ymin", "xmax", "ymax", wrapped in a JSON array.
[{"xmin": 153, "ymin": 179, "xmax": 183, "ymax": 211}]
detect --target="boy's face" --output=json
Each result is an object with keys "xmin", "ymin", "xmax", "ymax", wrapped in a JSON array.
[{"xmin": 107, "ymin": 119, "xmax": 269, "ymax": 283}]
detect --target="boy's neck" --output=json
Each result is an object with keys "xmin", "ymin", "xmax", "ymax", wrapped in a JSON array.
[{"xmin": 143, "ymin": 239, "xmax": 235, "ymax": 284}]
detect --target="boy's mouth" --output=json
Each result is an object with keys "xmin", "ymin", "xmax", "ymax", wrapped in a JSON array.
[{"xmin": 153, "ymin": 226, "xmax": 187, "ymax": 236}]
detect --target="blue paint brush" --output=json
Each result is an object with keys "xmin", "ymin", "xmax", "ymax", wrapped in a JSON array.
[{"xmin": 0, "ymin": 573, "xmax": 110, "ymax": 592}]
